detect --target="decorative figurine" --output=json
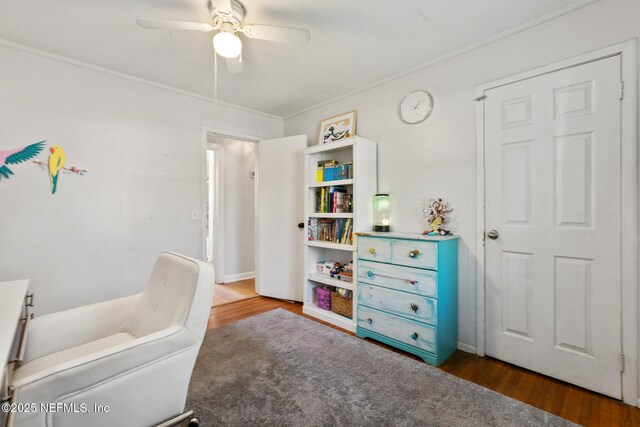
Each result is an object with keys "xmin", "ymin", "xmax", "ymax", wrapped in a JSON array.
[{"xmin": 423, "ymin": 198, "xmax": 453, "ymax": 236}]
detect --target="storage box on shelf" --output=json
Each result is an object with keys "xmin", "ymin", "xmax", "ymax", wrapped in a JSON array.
[
  {"xmin": 355, "ymin": 232, "xmax": 459, "ymax": 366},
  {"xmin": 302, "ymin": 137, "xmax": 377, "ymax": 331},
  {"xmin": 330, "ymin": 290, "xmax": 353, "ymax": 318}
]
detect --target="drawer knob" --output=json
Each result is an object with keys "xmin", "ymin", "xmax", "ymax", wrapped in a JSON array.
[
  {"xmin": 369, "ymin": 247, "xmax": 376, "ymax": 254},
  {"xmin": 409, "ymin": 249, "xmax": 421, "ymax": 258},
  {"xmin": 367, "ymin": 318, "xmax": 373, "ymax": 324},
  {"xmin": 409, "ymin": 280, "xmax": 418, "ymax": 286},
  {"xmin": 411, "ymin": 332, "xmax": 419, "ymax": 340},
  {"xmin": 367, "ymin": 270, "xmax": 374, "ymax": 278},
  {"xmin": 410, "ymin": 303, "xmax": 419, "ymax": 313}
]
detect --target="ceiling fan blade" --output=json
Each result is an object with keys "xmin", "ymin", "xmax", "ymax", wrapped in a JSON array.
[
  {"xmin": 225, "ymin": 55, "xmax": 244, "ymax": 74},
  {"xmin": 212, "ymin": 0, "xmax": 232, "ymax": 14},
  {"xmin": 242, "ymin": 24, "xmax": 310, "ymax": 45},
  {"xmin": 136, "ymin": 18, "xmax": 215, "ymax": 32}
]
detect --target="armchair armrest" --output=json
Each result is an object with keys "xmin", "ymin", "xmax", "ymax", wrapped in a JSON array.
[{"xmin": 24, "ymin": 293, "xmax": 141, "ymax": 363}]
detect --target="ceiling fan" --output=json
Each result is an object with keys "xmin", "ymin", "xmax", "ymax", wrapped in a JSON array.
[{"xmin": 136, "ymin": 0, "xmax": 311, "ymax": 74}]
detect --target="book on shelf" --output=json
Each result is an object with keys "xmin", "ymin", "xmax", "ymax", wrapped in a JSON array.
[
  {"xmin": 307, "ymin": 218, "xmax": 353, "ymax": 245},
  {"xmin": 322, "ymin": 160, "xmax": 338, "ymax": 181},
  {"xmin": 308, "ymin": 218, "xmax": 317, "ymax": 241},
  {"xmin": 333, "ymin": 192, "xmax": 339, "ymax": 213},
  {"xmin": 341, "ymin": 162, "xmax": 353, "ymax": 180},
  {"xmin": 315, "ymin": 187, "xmax": 352, "ymax": 213},
  {"xmin": 316, "ymin": 161, "xmax": 324, "ymax": 182},
  {"xmin": 315, "ymin": 160, "xmax": 353, "ymax": 183},
  {"xmin": 343, "ymin": 194, "xmax": 352, "ymax": 214},
  {"xmin": 341, "ymin": 220, "xmax": 352, "ymax": 245}
]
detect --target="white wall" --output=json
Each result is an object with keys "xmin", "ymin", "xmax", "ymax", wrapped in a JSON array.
[
  {"xmin": 222, "ymin": 138, "xmax": 256, "ymax": 281},
  {"xmin": 284, "ymin": 0, "xmax": 640, "ymax": 350},
  {"xmin": 0, "ymin": 43, "xmax": 282, "ymax": 315}
]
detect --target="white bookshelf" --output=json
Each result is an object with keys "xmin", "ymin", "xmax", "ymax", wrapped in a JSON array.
[{"xmin": 302, "ymin": 136, "xmax": 377, "ymax": 331}]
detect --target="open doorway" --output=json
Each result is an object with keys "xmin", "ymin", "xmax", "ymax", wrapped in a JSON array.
[{"xmin": 205, "ymin": 131, "xmax": 259, "ymax": 306}]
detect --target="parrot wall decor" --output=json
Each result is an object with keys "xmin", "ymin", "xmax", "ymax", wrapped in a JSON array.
[
  {"xmin": 48, "ymin": 145, "xmax": 66, "ymax": 194},
  {"xmin": 0, "ymin": 140, "xmax": 46, "ymax": 180},
  {"xmin": 2, "ymin": 140, "xmax": 87, "ymax": 193},
  {"xmin": 32, "ymin": 146, "xmax": 88, "ymax": 194}
]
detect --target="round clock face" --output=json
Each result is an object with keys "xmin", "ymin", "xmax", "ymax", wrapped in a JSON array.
[{"xmin": 400, "ymin": 90, "xmax": 433, "ymax": 124}]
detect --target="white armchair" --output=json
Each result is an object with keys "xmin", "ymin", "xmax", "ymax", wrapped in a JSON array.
[{"xmin": 8, "ymin": 252, "xmax": 214, "ymax": 427}]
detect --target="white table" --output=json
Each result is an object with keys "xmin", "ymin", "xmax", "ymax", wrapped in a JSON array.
[{"xmin": 0, "ymin": 280, "xmax": 30, "ymax": 426}]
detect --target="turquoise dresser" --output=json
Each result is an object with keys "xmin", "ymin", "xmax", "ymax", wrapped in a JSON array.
[{"xmin": 355, "ymin": 232, "xmax": 458, "ymax": 366}]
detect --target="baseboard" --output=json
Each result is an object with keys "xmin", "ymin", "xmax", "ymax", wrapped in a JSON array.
[
  {"xmin": 223, "ymin": 271, "xmax": 255, "ymax": 283},
  {"xmin": 457, "ymin": 342, "xmax": 477, "ymax": 354}
]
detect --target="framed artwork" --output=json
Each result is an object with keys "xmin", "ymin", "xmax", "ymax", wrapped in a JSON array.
[{"xmin": 318, "ymin": 110, "xmax": 357, "ymax": 145}]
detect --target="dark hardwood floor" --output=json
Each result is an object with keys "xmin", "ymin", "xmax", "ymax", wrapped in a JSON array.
[{"xmin": 207, "ymin": 296, "xmax": 640, "ymax": 427}]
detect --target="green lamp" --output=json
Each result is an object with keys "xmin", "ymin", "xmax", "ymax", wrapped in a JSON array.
[{"xmin": 373, "ymin": 194, "xmax": 390, "ymax": 232}]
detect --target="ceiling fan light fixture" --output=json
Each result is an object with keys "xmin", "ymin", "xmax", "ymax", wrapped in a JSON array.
[{"xmin": 213, "ymin": 31, "xmax": 242, "ymax": 58}]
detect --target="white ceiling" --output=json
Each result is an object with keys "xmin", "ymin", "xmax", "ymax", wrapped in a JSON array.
[{"xmin": 0, "ymin": 0, "xmax": 591, "ymax": 117}]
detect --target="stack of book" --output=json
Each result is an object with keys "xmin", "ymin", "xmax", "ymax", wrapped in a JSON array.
[
  {"xmin": 315, "ymin": 186, "xmax": 352, "ymax": 213},
  {"xmin": 308, "ymin": 218, "xmax": 353, "ymax": 245},
  {"xmin": 316, "ymin": 160, "xmax": 353, "ymax": 182}
]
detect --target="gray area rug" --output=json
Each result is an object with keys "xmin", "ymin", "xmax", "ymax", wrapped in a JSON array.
[{"xmin": 186, "ymin": 309, "xmax": 575, "ymax": 426}]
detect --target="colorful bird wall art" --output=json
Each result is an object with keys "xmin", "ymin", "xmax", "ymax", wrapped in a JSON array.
[
  {"xmin": 32, "ymin": 146, "xmax": 87, "ymax": 194},
  {"xmin": 1, "ymin": 139, "xmax": 87, "ymax": 194},
  {"xmin": 0, "ymin": 140, "xmax": 46, "ymax": 180},
  {"xmin": 48, "ymin": 145, "xmax": 66, "ymax": 194}
]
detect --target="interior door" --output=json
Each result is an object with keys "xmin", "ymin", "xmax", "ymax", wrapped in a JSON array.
[
  {"xmin": 484, "ymin": 56, "xmax": 622, "ymax": 398},
  {"xmin": 256, "ymin": 135, "xmax": 307, "ymax": 300}
]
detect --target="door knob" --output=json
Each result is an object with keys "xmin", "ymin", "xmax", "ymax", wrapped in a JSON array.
[
  {"xmin": 298, "ymin": 222, "xmax": 304, "ymax": 229},
  {"xmin": 487, "ymin": 229, "xmax": 499, "ymax": 240}
]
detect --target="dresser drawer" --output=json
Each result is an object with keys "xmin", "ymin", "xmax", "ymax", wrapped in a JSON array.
[
  {"xmin": 358, "ymin": 260, "xmax": 437, "ymax": 298},
  {"xmin": 357, "ymin": 306, "xmax": 436, "ymax": 354},
  {"xmin": 392, "ymin": 239, "xmax": 437, "ymax": 270},
  {"xmin": 357, "ymin": 237, "xmax": 392, "ymax": 263},
  {"xmin": 358, "ymin": 284, "xmax": 437, "ymax": 325}
]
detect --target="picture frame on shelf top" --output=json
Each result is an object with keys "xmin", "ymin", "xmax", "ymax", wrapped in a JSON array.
[{"xmin": 318, "ymin": 110, "xmax": 357, "ymax": 145}]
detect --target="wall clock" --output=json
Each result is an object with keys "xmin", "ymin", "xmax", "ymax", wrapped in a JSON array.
[{"xmin": 400, "ymin": 90, "xmax": 434, "ymax": 124}]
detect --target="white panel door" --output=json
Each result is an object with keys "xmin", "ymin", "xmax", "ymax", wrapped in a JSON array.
[
  {"xmin": 256, "ymin": 135, "xmax": 307, "ymax": 301},
  {"xmin": 484, "ymin": 56, "xmax": 622, "ymax": 398}
]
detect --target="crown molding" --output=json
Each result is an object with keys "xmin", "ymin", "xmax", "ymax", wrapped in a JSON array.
[
  {"xmin": 283, "ymin": 0, "xmax": 602, "ymax": 120},
  {"xmin": 0, "ymin": 0, "xmax": 602, "ymax": 122},
  {"xmin": 0, "ymin": 38, "xmax": 283, "ymax": 121}
]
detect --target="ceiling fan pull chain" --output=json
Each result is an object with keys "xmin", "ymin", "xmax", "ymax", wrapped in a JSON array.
[{"xmin": 214, "ymin": 52, "xmax": 218, "ymax": 102}]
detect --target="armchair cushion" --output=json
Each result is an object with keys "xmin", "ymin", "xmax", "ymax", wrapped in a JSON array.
[
  {"xmin": 129, "ymin": 253, "xmax": 200, "ymax": 338},
  {"xmin": 23, "ymin": 294, "xmax": 140, "ymax": 363},
  {"xmin": 13, "ymin": 333, "xmax": 135, "ymax": 384}
]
